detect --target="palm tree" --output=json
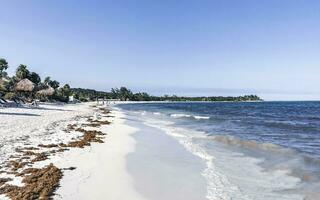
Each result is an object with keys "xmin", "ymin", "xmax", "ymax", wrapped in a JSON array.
[
  {"xmin": 0, "ymin": 58, "xmax": 8, "ymax": 77},
  {"xmin": 44, "ymin": 76, "xmax": 51, "ymax": 85},
  {"xmin": 49, "ymin": 80, "xmax": 60, "ymax": 89},
  {"xmin": 29, "ymin": 72, "xmax": 41, "ymax": 85},
  {"xmin": 16, "ymin": 64, "xmax": 30, "ymax": 80},
  {"xmin": 43, "ymin": 76, "xmax": 59, "ymax": 89},
  {"xmin": 111, "ymin": 87, "xmax": 133, "ymax": 101}
]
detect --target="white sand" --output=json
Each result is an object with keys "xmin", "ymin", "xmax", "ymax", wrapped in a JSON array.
[
  {"xmin": 0, "ymin": 103, "xmax": 94, "ymax": 164},
  {"xmin": 0, "ymin": 103, "xmax": 93, "ymax": 137},
  {"xmin": 0, "ymin": 103, "xmax": 146, "ymax": 200},
  {"xmin": 54, "ymin": 109, "xmax": 147, "ymax": 200}
]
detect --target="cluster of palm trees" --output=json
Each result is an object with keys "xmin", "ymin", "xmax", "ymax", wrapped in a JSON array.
[
  {"xmin": 0, "ymin": 58, "xmax": 71, "ymax": 103},
  {"xmin": 110, "ymin": 87, "xmax": 153, "ymax": 101}
]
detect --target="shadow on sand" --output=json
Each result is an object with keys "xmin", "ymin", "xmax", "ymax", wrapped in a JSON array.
[
  {"xmin": 0, "ymin": 105, "xmax": 72, "ymax": 112},
  {"xmin": 21, "ymin": 106, "xmax": 72, "ymax": 112},
  {"xmin": 0, "ymin": 112, "xmax": 41, "ymax": 117}
]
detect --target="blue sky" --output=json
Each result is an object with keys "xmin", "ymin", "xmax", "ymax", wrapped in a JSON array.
[{"xmin": 0, "ymin": 0, "xmax": 319, "ymax": 100}]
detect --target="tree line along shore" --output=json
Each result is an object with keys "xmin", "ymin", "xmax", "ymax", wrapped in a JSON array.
[{"xmin": 0, "ymin": 58, "xmax": 262, "ymax": 104}]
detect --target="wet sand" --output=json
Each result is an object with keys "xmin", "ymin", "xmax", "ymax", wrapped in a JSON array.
[{"xmin": 125, "ymin": 112, "xmax": 208, "ymax": 200}]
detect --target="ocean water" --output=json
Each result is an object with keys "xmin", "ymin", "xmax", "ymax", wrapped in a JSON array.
[{"xmin": 117, "ymin": 101, "xmax": 320, "ymax": 200}]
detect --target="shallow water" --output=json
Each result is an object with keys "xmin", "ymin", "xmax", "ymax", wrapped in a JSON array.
[
  {"xmin": 125, "ymin": 113, "xmax": 207, "ymax": 200},
  {"xmin": 118, "ymin": 102, "xmax": 320, "ymax": 200}
]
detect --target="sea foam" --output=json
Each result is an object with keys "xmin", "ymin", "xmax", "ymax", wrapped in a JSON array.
[
  {"xmin": 170, "ymin": 113, "xmax": 192, "ymax": 118},
  {"xmin": 140, "ymin": 116, "xmax": 304, "ymax": 200},
  {"xmin": 194, "ymin": 116, "xmax": 210, "ymax": 120}
]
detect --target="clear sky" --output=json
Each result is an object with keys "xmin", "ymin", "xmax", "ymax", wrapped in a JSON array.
[{"xmin": 1, "ymin": 0, "xmax": 319, "ymax": 100}]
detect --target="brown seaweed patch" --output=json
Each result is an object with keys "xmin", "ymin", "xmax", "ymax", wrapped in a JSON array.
[
  {"xmin": 62, "ymin": 167, "xmax": 76, "ymax": 171},
  {"xmin": 98, "ymin": 108, "xmax": 111, "ymax": 115},
  {"xmin": 57, "ymin": 148, "xmax": 68, "ymax": 152},
  {"xmin": 84, "ymin": 119, "xmax": 111, "ymax": 128},
  {"xmin": 0, "ymin": 178, "xmax": 12, "ymax": 187},
  {"xmin": 15, "ymin": 148, "xmax": 24, "ymax": 153},
  {"xmin": 64, "ymin": 128, "xmax": 105, "ymax": 148},
  {"xmin": 19, "ymin": 151, "xmax": 49, "ymax": 163},
  {"xmin": 22, "ymin": 151, "xmax": 37, "ymax": 156},
  {"xmin": 49, "ymin": 148, "xmax": 68, "ymax": 154},
  {"xmin": 83, "ymin": 123, "xmax": 101, "ymax": 128},
  {"xmin": 24, "ymin": 147, "xmax": 40, "ymax": 151},
  {"xmin": 6, "ymin": 152, "xmax": 49, "ymax": 171},
  {"xmin": 0, "ymin": 164, "xmax": 62, "ymax": 200},
  {"xmin": 9, "ymin": 155, "xmax": 20, "ymax": 159},
  {"xmin": 64, "ymin": 124, "xmax": 78, "ymax": 133},
  {"xmin": 31, "ymin": 152, "xmax": 48, "ymax": 163},
  {"xmin": 91, "ymin": 120, "xmax": 110, "ymax": 125},
  {"xmin": 67, "ymin": 124, "xmax": 77, "ymax": 130},
  {"xmin": 38, "ymin": 144, "xmax": 59, "ymax": 148},
  {"xmin": 20, "ymin": 156, "xmax": 31, "ymax": 160},
  {"xmin": 16, "ymin": 167, "xmax": 40, "ymax": 177},
  {"xmin": 7, "ymin": 160, "xmax": 30, "ymax": 171}
]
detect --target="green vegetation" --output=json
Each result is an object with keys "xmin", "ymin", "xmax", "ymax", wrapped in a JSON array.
[
  {"xmin": 16, "ymin": 65, "xmax": 30, "ymax": 80},
  {"xmin": 108, "ymin": 87, "xmax": 262, "ymax": 102},
  {"xmin": 0, "ymin": 58, "xmax": 69, "ymax": 103},
  {"xmin": 0, "ymin": 58, "xmax": 9, "ymax": 77},
  {"xmin": 0, "ymin": 57, "xmax": 262, "ymax": 103}
]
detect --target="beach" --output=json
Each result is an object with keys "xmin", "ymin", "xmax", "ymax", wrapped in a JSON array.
[
  {"xmin": 1, "ymin": 0, "xmax": 319, "ymax": 199},
  {"xmin": 0, "ymin": 102, "xmax": 146, "ymax": 199},
  {"xmin": 0, "ymin": 102, "xmax": 204, "ymax": 200},
  {"xmin": 1, "ymin": 102, "xmax": 319, "ymax": 200}
]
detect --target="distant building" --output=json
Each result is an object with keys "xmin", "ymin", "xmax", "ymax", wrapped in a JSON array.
[{"xmin": 69, "ymin": 95, "xmax": 74, "ymax": 102}]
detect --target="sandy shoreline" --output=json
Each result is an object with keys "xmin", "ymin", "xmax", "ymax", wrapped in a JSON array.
[
  {"xmin": 1, "ymin": 102, "xmax": 311, "ymax": 200},
  {"xmin": 0, "ymin": 103, "xmax": 145, "ymax": 200},
  {"xmin": 54, "ymin": 108, "xmax": 146, "ymax": 200}
]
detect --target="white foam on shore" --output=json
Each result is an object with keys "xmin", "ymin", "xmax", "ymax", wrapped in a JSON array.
[
  {"xmin": 170, "ymin": 113, "xmax": 192, "ymax": 118},
  {"xmin": 143, "ymin": 119, "xmax": 247, "ymax": 199},
  {"xmin": 194, "ymin": 116, "xmax": 210, "ymax": 120},
  {"xmin": 140, "ymin": 116, "xmax": 304, "ymax": 200},
  {"xmin": 170, "ymin": 113, "xmax": 210, "ymax": 120}
]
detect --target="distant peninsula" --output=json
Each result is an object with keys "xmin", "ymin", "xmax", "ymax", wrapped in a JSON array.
[{"xmin": 71, "ymin": 87, "xmax": 262, "ymax": 102}]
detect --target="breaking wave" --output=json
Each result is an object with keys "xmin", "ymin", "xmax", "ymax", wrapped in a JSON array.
[
  {"xmin": 194, "ymin": 116, "xmax": 210, "ymax": 120},
  {"xmin": 170, "ymin": 113, "xmax": 192, "ymax": 118},
  {"xmin": 170, "ymin": 113, "xmax": 210, "ymax": 120}
]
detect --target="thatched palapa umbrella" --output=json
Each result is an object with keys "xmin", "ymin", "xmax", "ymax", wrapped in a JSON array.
[
  {"xmin": 14, "ymin": 78, "xmax": 35, "ymax": 92},
  {"xmin": 36, "ymin": 86, "xmax": 55, "ymax": 96},
  {"xmin": 13, "ymin": 78, "xmax": 36, "ymax": 102}
]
